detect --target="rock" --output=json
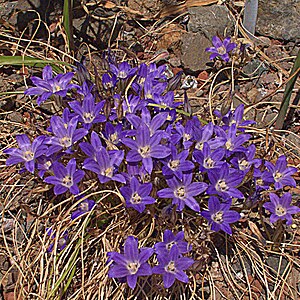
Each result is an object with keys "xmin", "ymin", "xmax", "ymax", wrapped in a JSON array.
[
  {"xmin": 187, "ymin": 5, "xmax": 235, "ymax": 39},
  {"xmin": 156, "ymin": 24, "xmax": 183, "ymax": 52},
  {"xmin": 242, "ymin": 59, "xmax": 268, "ymax": 76},
  {"xmin": 181, "ymin": 5, "xmax": 235, "ymax": 72},
  {"xmin": 127, "ymin": 0, "xmax": 162, "ymax": 17},
  {"xmin": 0, "ymin": 0, "xmax": 17, "ymax": 21},
  {"xmin": 256, "ymin": 0, "xmax": 300, "ymax": 41},
  {"xmin": 181, "ymin": 32, "xmax": 211, "ymax": 72}
]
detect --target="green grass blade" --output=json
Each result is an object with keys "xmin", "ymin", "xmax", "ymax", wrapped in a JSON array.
[
  {"xmin": 63, "ymin": 0, "xmax": 74, "ymax": 51},
  {"xmin": 0, "ymin": 56, "xmax": 71, "ymax": 73},
  {"xmin": 275, "ymin": 49, "xmax": 300, "ymax": 129}
]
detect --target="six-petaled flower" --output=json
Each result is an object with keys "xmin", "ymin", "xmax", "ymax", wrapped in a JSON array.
[
  {"xmin": 44, "ymin": 158, "xmax": 85, "ymax": 195},
  {"xmin": 205, "ymin": 36, "xmax": 237, "ymax": 62},
  {"xmin": 25, "ymin": 65, "xmax": 78, "ymax": 105},
  {"xmin": 263, "ymin": 193, "xmax": 300, "ymax": 225},
  {"xmin": 201, "ymin": 196, "xmax": 241, "ymax": 235},
  {"xmin": 108, "ymin": 236, "xmax": 153, "ymax": 289},
  {"xmin": 4, "ymin": 134, "xmax": 47, "ymax": 173},
  {"xmin": 152, "ymin": 245, "xmax": 194, "ymax": 289}
]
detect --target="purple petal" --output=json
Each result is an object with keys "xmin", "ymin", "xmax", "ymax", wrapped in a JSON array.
[
  {"xmin": 212, "ymin": 36, "xmax": 223, "ymax": 48},
  {"xmin": 54, "ymin": 184, "xmax": 68, "ymax": 195},
  {"xmin": 108, "ymin": 265, "xmax": 130, "ymax": 278},
  {"xmin": 124, "ymin": 236, "xmax": 139, "ymax": 261},
  {"xmin": 127, "ymin": 274, "xmax": 138, "ymax": 289},
  {"xmin": 163, "ymin": 273, "xmax": 176, "ymax": 288}
]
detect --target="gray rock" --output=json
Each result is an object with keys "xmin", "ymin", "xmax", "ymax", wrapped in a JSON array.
[
  {"xmin": 181, "ymin": 32, "xmax": 211, "ymax": 72},
  {"xmin": 242, "ymin": 58, "xmax": 269, "ymax": 76},
  {"xmin": 187, "ymin": 5, "xmax": 235, "ymax": 39},
  {"xmin": 181, "ymin": 5, "xmax": 235, "ymax": 72},
  {"xmin": 256, "ymin": 0, "xmax": 300, "ymax": 41}
]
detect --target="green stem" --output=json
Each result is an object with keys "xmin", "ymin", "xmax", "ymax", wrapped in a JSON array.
[{"xmin": 275, "ymin": 49, "xmax": 300, "ymax": 129}]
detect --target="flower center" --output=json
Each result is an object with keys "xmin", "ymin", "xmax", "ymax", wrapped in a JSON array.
[
  {"xmin": 53, "ymin": 83, "xmax": 62, "ymax": 92},
  {"xmin": 195, "ymin": 142, "xmax": 203, "ymax": 150},
  {"xmin": 175, "ymin": 186, "xmax": 186, "ymax": 199},
  {"xmin": 23, "ymin": 150, "xmax": 34, "ymax": 161},
  {"xmin": 62, "ymin": 175, "xmax": 73, "ymax": 187},
  {"xmin": 274, "ymin": 171, "xmax": 283, "ymax": 182},
  {"xmin": 276, "ymin": 205, "xmax": 287, "ymax": 216},
  {"xmin": 183, "ymin": 133, "xmax": 191, "ymax": 142},
  {"xmin": 103, "ymin": 167, "xmax": 113, "ymax": 177},
  {"xmin": 166, "ymin": 241, "xmax": 176, "ymax": 251},
  {"xmin": 131, "ymin": 192, "xmax": 142, "ymax": 204},
  {"xmin": 165, "ymin": 261, "xmax": 176, "ymax": 273},
  {"xmin": 138, "ymin": 145, "xmax": 151, "ymax": 158},
  {"xmin": 216, "ymin": 180, "xmax": 228, "ymax": 192},
  {"xmin": 225, "ymin": 139, "xmax": 233, "ymax": 150},
  {"xmin": 79, "ymin": 202, "xmax": 89, "ymax": 212},
  {"xmin": 168, "ymin": 159, "xmax": 180, "ymax": 170},
  {"xmin": 118, "ymin": 71, "xmax": 127, "ymax": 79},
  {"xmin": 145, "ymin": 92, "xmax": 153, "ymax": 99},
  {"xmin": 212, "ymin": 211, "xmax": 224, "ymax": 223},
  {"xmin": 45, "ymin": 160, "xmax": 52, "ymax": 168},
  {"xmin": 204, "ymin": 157, "xmax": 215, "ymax": 169},
  {"xmin": 82, "ymin": 112, "xmax": 95, "ymax": 123},
  {"xmin": 60, "ymin": 136, "xmax": 72, "ymax": 148},
  {"xmin": 256, "ymin": 178, "xmax": 263, "ymax": 186},
  {"xmin": 110, "ymin": 132, "xmax": 118, "ymax": 143},
  {"xmin": 239, "ymin": 159, "xmax": 249, "ymax": 171},
  {"xmin": 58, "ymin": 237, "xmax": 67, "ymax": 249},
  {"xmin": 127, "ymin": 261, "xmax": 140, "ymax": 275},
  {"xmin": 217, "ymin": 45, "xmax": 227, "ymax": 55}
]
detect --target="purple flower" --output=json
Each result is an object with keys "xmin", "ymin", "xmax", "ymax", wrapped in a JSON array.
[
  {"xmin": 103, "ymin": 122, "xmax": 125, "ymax": 148},
  {"xmin": 264, "ymin": 155, "xmax": 297, "ymax": 189},
  {"xmin": 47, "ymin": 116, "xmax": 88, "ymax": 155},
  {"xmin": 102, "ymin": 73, "xmax": 117, "ymax": 90},
  {"xmin": 205, "ymin": 36, "xmax": 237, "ymax": 62},
  {"xmin": 83, "ymin": 147, "xmax": 125, "ymax": 183},
  {"xmin": 24, "ymin": 65, "xmax": 78, "ymax": 105},
  {"xmin": 193, "ymin": 142, "xmax": 225, "ymax": 172},
  {"xmin": 44, "ymin": 158, "xmax": 85, "ymax": 195},
  {"xmin": 154, "ymin": 230, "xmax": 192, "ymax": 257},
  {"xmin": 158, "ymin": 173, "xmax": 207, "ymax": 212},
  {"xmin": 143, "ymin": 80, "xmax": 167, "ymax": 101},
  {"xmin": 169, "ymin": 120, "xmax": 195, "ymax": 150},
  {"xmin": 46, "ymin": 228, "xmax": 68, "ymax": 252},
  {"xmin": 162, "ymin": 146, "xmax": 194, "ymax": 180},
  {"xmin": 4, "ymin": 134, "xmax": 47, "ymax": 173},
  {"xmin": 68, "ymin": 94, "xmax": 106, "ymax": 129},
  {"xmin": 263, "ymin": 193, "xmax": 300, "ymax": 225},
  {"xmin": 126, "ymin": 108, "xmax": 168, "ymax": 136},
  {"xmin": 80, "ymin": 131, "xmax": 103, "ymax": 159},
  {"xmin": 108, "ymin": 236, "xmax": 153, "ymax": 289},
  {"xmin": 110, "ymin": 61, "xmax": 137, "ymax": 80},
  {"xmin": 253, "ymin": 167, "xmax": 272, "ymax": 191},
  {"xmin": 71, "ymin": 199, "xmax": 96, "ymax": 220},
  {"xmin": 230, "ymin": 144, "xmax": 261, "ymax": 174},
  {"xmin": 152, "ymin": 245, "xmax": 194, "ymax": 288},
  {"xmin": 207, "ymin": 164, "xmax": 244, "ymax": 199},
  {"xmin": 36, "ymin": 152, "xmax": 62, "ymax": 178},
  {"xmin": 219, "ymin": 104, "xmax": 256, "ymax": 131},
  {"xmin": 215, "ymin": 124, "xmax": 251, "ymax": 156},
  {"xmin": 201, "ymin": 196, "xmax": 241, "ymax": 235},
  {"xmin": 122, "ymin": 124, "xmax": 171, "ymax": 174},
  {"xmin": 120, "ymin": 177, "xmax": 155, "ymax": 213},
  {"xmin": 193, "ymin": 122, "xmax": 223, "ymax": 151}
]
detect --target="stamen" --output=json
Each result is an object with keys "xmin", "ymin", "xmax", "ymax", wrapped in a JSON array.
[
  {"xmin": 138, "ymin": 145, "xmax": 151, "ymax": 158},
  {"xmin": 212, "ymin": 211, "xmax": 224, "ymax": 223}
]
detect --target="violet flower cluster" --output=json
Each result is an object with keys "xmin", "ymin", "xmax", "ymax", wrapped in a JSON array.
[
  {"xmin": 4, "ymin": 51, "xmax": 299, "ymax": 284},
  {"xmin": 108, "ymin": 230, "xmax": 193, "ymax": 289}
]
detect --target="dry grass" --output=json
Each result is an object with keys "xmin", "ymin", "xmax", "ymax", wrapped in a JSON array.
[{"xmin": 1, "ymin": 2, "xmax": 300, "ymax": 300}]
